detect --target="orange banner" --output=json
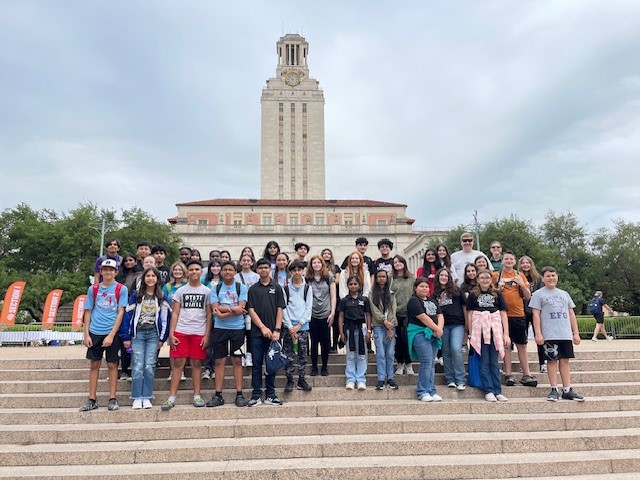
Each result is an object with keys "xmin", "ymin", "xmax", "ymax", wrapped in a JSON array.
[
  {"xmin": 71, "ymin": 294, "xmax": 87, "ymax": 331},
  {"xmin": 0, "ymin": 281, "xmax": 27, "ymax": 326},
  {"xmin": 42, "ymin": 289, "xmax": 64, "ymax": 330}
]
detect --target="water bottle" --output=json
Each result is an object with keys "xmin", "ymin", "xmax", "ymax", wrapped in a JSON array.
[
  {"xmin": 126, "ymin": 347, "xmax": 132, "ymax": 354},
  {"xmin": 293, "ymin": 338, "xmax": 299, "ymax": 354}
]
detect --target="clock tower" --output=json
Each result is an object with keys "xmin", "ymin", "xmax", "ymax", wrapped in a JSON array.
[{"xmin": 260, "ymin": 34, "xmax": 325, "ymax": 200}]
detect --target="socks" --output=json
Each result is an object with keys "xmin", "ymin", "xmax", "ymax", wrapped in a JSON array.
[
  {"xmin": 563, "ymin": 387, "xmax": 572, "ymax": 393},
  {"xmin": 168, "ymin": 395, "xmax": 176, "ymax": 403}
]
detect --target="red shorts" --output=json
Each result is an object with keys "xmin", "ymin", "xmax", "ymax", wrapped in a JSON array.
[{"xmin": 170, "ymin": 331, "xmax": 206, "ymax": 360}]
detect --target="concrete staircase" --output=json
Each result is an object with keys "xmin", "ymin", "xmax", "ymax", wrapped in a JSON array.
[{"xmin": 1, "ymin": 344, "xmax": 640, "ymax": 479}]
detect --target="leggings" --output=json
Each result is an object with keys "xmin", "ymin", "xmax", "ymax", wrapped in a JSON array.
[{"xmin": 310, "ymin": 316, "xmax": 331, "ymax": 369}]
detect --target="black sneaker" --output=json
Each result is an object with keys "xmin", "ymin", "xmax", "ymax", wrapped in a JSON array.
[
  {"xmin": 206, "ymin": 395, "xmax": 224, "ymax": 407},
  {"xmin": 387, "ymin": 379, "xmax": 399, "ymax": 390},
  {"xmin": 375, "ymin": 381, "xmax": 385, "ymax": 390},
  {"xmin": 119, "ymin": 372, "xmax": 131, "ymax": 381},
  {"xmin": 310, "ymin": 367, "xmax": 318, "ymax": 376},
  {"xmin": 107, "ymin": 398, "xmax": 119, "ymax": 411},
  {"xmin": 79, "ymin": 399, "xmax": 98, "ymax": 412},
  {"xmin": 247, "ymin": 397, "xmax": 262, "ymax": 407},
  {"xmin": 561, "ymin": 388, "xmax": 585, "ymax": 402},
  {"xmin": 264, "ymin": 395, "xmax": 283, "ymax": 405},
  {"xmin": 297, "ymin": 379, "xmax": 312, "ymax": 391},
  {"xmin": 284, "ymin": 378, "xmax": 295, "ymax": 393},
  {"xmin": 547, "ymin": 388, "xmax": 560, "ymax": 402},
  {"xmin": 235, "ymin": 394, "xmax": 248, "ymax": 407},
  {"xmin": 320, "ymin": 367, "xmax": 329, "ymax": 376},
  {"xmin": 505, "ymin": 375, "xmax": 516, "ymax": 386}
]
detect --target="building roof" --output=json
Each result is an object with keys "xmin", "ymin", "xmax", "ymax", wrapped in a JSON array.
[{"xmin": 175, "ymin": 198, "xmax": 408, "ymax": 208}]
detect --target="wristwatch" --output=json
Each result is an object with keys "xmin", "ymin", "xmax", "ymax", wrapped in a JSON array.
[{"xmin": 274, "ymin": 328, "xmax": 281, "ymax": 332}]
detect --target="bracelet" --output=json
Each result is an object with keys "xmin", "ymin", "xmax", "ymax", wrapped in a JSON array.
[{"xmin": 274, "ymin": 328, "xmax": 281, "ymax": 332}]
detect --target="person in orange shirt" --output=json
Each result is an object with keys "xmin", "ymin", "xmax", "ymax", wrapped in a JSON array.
[{"xmin": 492, "ymin": 252, "xmax": 535, "ymax": 387}]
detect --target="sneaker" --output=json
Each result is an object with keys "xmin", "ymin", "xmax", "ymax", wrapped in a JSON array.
[
  {"xmin": 79, "ymin": 399, "xmax": 98, "ymax": 412},
  {"xmin": 405, "ymin": 364, "xmax": 415, "ymax": 375},
  {"xmin": 193, "ymin": 396, "xmax": 206, "ymax": 408},
  {"xmin": 180, "ymin": 372, "xmax": 187, "ymax": 381},
  {"xmin": 456, "ymin": 384, "xmax": 466, "ymax": 391},
  {"xmin": 485, "ymin": 392, "xmax": 497, "ymax": 402},
  {"xmin": 420, "ymin": 394, "xmax": 433, "ymax": 402},
  {"xmin": 264, "ymin": 395, "xmax": 283, "ymax": 405},
  {"xmin": 297, "ymin": 379, "xmax": 312, "ymax": 391},
  {"xmin": 395, "ymin": 363, "xmax": 405, "ymax": 375},
  {"xmin": 247, "ymin": 397, "xmax": 262, "ymax": 407},
  {"xmin": 285, "ymin": 378, "xmax": 295, "ymax": 392},
  {"xmin": 387, "ymin": 380, "xmax": 399, "ymax": 390},
  {"xmin": 520, "ymin": 375, "xmax": 538, "ymax": 387},
  {"xmin": 328, "ymin": 347, "xmax": 338, "ymax": 354},
  {"xmin": 436, "ymin": 357, "xmax": 444, "ymax": 366},
  {"xmin": 345, "ymin": 382, "xmax": 355, "ymax": 390},
  {"xmin": 235, "ymin": 394, "xmax": 248, "ymax": 407},
  {"xmin": 132, "ymin": 398, "xmax": 143, "ymax": 410},
  {"xmin": 245, "ymin": 353, "xmax": 253, "ymax": 367},
  {"xmin": 447, "ymin": 382, "xmax": 456, "ymax": 388},
  {"xmin": 320, "ymin": 367, "xmax": 329, "ymax": 376},
  {"xmin": 142, "ymin": 399, "xmax": 153, "ymax": 409},
  {"xmin": 561, "ymin": 388, "xmax": 585, "ymax": 402},
  {"xmin": 376, "ymin": 381, "xmax": 385, "ymax": 390},
  {"xmin": 357, "ymin": 382, "xmax": 367, "ymax": 391},
  {"xmin": 591, "ymin": 337, "xmax": 598, "ymax": 342},
  {"xmin": 201, "ymin": 369, "xmax": 211, "ymax": 380},
  {"xmin": 119, "ymin": 372, "xmax": 130, "ymax": 381},
  {"xmin": 540, "ymin": 364, "xmax": 548, "ymax": 373},
  {"xmin": 607, "ymin": 335, "xmax": 613, "ymax": 341},
  {"xmin": 496, "ymin": 394, "xmax": 508, "ymax": 402},
  {"xmin": 310, "ymin": 367, "xmax": 318, "ymax": 376},
  {"xmin": 161, "ymin": 399, "xmax": 175, "ymax": 411},
  {"xmin": 206, "ymin": 395, "xmax": 225, "ymax": 407},
  {"xmin": 431, "ymin": 393, "xmax": 442, "ymax": 402},
  {"xmin": 505, "ymin": 375, "xmax": 516, "ymax": 386},
  {"xmin": 167, "ymin": 373, "xmax": 172, "ymax": 381},
  {"xmin": 547, "ymin": 388, "xmax": 560, "ymax": 402},
  {"xmin": 107, "ymin": 398, "xmax": 119, "ymax": 411}
]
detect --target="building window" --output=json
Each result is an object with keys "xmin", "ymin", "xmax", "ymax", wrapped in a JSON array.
[
  {"xmin": 198, "ymin": 219, "xmax": 207, "ymax": 226},
  {"xmin": 279, "ymin": 103, "xmax": 283, "ymax": 113},
  {"xmin": 302, "ymin": 103, "xmax": 307, "ymax": 113},
  {"xmin": 263, "ymin": 214, "xmax": 272, "ymax": 225},
  {"xmin": 377, "ymin": 219, "xmax": 388, "ymax": 226},
  {"xmin": 290, "ymin": 103, "xmax": 295, "ymax": 113},
  {"xmin": 289, "ymin": 214, "xmax": 298, "ymax": 225},
  {"xmin": 315, "ymin": 214, "xmax": 324, "ymax": 225},
  {"xmin": 344, "ymin": 213, "xmax": 353, "ymax": 226}
]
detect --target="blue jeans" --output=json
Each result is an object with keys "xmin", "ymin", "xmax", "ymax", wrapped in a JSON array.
[
  {"xmin": 130, "ymin": 328, "xmax": 159, "ymax": 399},
  {"xmin": 373, "ymin": 326, "xmax": 396, "ymax": 381},
  {"xmin": 480, "ymin": 341, "xmax": 502, "ymax": 395},
  {"xmin": 413, "ymin": 332, "xmax": 437, "ymax": 398},
  {"xmin": 442, "ymin": 324, "xmax": 466, "ymax": 385},
  {"xmin": 251, "ymin": 336, "xmax": 276, "ymax": 399},
  {"xmin": 345, "ymin": 327, "xmax": 368, "ymax": 384}
]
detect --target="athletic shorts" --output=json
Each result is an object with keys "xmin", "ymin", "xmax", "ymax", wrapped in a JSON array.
[
  {"xmin": 86, "ymin": 332, "xmax": 121, "ymax": 363},
  {"xmin": 593, "ymin": 314, "xmax": 605, "ymax": 324},
  {"xmin": 508, "ymin": 317, "xmax": 528, "ymax": 345},
  {"xmin": 170, "ymin": 331, "xmax": 206, "ymax": 360},
  {"xmin": 541, "ymin": 340, "xmax": 574, "ymax": 361},
  {"xmin": 212, "ymin": 328, "xmax": 245, "ymax": 359}
]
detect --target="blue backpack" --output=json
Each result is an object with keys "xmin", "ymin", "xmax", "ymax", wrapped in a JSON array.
[{"xmin": 588, "ymin": 297, "xmax": 601, "ymax": 315}]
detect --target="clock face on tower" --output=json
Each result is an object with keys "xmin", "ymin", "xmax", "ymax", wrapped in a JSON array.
[{"xmin": 284, "ymin": 72, "xmax": 301, "ymax": 87}]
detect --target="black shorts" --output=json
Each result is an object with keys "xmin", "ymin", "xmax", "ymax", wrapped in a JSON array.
[
  {"xmin": 541, "ymin": 340, "xmax": 574, "ymax": 361},
  {"xmin": 593, "ymin": 314, "xmax": 605, "ymax": 324},
  {"xmin": 508, "ymin": 317, "xmax": 528, "ymax": 345},
  {"xmin": 212, "ymin": 328, "xmax": 245, "ymax": 359},
  {"xmin": 86, "ymin": 332, "xmax": 121, "ymax": 363}
]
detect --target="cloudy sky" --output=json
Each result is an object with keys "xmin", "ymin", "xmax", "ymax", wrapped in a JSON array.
[{"xmin": 1, "ymin": 1, "xmax": 639, "ymax": 231}]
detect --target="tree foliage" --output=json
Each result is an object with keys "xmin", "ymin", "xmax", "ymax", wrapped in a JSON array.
[{"xmin": 0, "ymin": 203, "xmax": 181, "ymax": 323}]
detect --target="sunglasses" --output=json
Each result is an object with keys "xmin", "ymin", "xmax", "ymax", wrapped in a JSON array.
[{"xmin": 462, "ymin": 239, "xmax": 473, "ymax": 243}]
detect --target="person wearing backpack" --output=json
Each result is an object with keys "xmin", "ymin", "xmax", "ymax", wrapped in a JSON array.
[
  {"xmin": 80, "ymin": 259, "xmax": 129, "ymax": 412},
  {"xmin": 206, "ymin": 261, "xmax": 249, "ymax": 408},
  {"xmin": 282, "ymin": 261, "xmax": 313, "ymax": 392},
  {"xmin": 589, "ymin": 291, "xmax": 614, "ymax": 341}
]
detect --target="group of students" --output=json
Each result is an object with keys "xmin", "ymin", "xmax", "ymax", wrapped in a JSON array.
[{"xmin": 79, "ymin": 233, "xmax": 586, "ymax": 411}]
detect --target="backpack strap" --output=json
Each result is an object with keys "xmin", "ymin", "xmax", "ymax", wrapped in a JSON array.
[
  {"xmin": 216, "ymin": 282, "xmax": 242, "ymax": 298},
  {"xmin": 303, "ymin": 283, "xmax": 310, "ymax": 301},
  {"xmin": 115, "ymin": 283, "xmax": 122, "ymax": 303},
  {"xmin": 284, "ymin": 285, "xmax": 290, "ymax": 304},
  {"xmin": 92, "ymin": 283, "xmax": 123, "ymax": 307}
]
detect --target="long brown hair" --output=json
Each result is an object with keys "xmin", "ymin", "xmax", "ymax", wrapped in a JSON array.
[
  {"xmin": 305, "ymin": 255, "xmax": 329, "ymax": 281},
  {"xmin": 136, "ymin": 267, "xmax": 164, "ymax": 302},
  {"xmin": 345, "ymin": 251, "xmax": 366, "ymax": 287},
  {"xmin": 518, "ymin": 255, "xmax": 540, "ymax": 285}
]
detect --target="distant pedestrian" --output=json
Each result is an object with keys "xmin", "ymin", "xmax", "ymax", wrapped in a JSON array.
[{"xmin": 589, "ymin": 291, "xmax": 615, "ymax": 341}]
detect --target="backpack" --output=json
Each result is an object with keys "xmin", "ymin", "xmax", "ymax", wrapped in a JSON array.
[
  {"xmin": 283, "ymin": 284, "xmax": 310, "ymax": 304},
  {"xmin": 588, "ymin": 297, "xmax": 601, "ymax": 315},
  {"xmin": 92, "ymin": 282, "xmax": 123, "ymax": 307},
  {"xmin": 216, "ymin": 282, "xmax": 242, "ymax": 297}
]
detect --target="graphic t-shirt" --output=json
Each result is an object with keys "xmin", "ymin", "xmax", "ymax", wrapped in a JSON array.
[
  {"xmin": 210, "ymin": 282, "xmax": 248, "ymax": 330},
  {"xmin": 84, "ymin": 282, "xmax": 129, "ymax": 335},
  {"xmin": 172, "ymin": 284, "xmax": 211, "ymax": 335},
  {"xmin": 373, "ymin": 258, "xmax": 393, "ymax": 276},
  {"xmin": 407, "ymin": 296, "xmax": 441, "ymax": 327},
  {"xmin": 466, "ymin": 290, "xmax": 507, "ymax": 313},
  {"xmin": 137, "ymin": 294, "xmax": 157, "ymax": 330},
  {"xmin": 529, "ymin": 287, "xmax": 575, "ymax": 341},
  {"xmin": 438, "ymin": 291, "xmax": 466, "ymax": 326}
]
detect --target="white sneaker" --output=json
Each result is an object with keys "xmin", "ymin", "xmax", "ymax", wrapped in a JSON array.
[
  {"xmin": 485, "ymin": 392, "xmax": 497, "ymax": 402},
  {"xmin": 345, "ymin": 382, "xmax": 355, "ymax": 390},
  {"xmin": 357, "ymin": 382, "xmax": 367, "ymax": 391},
  {"xmin": 395, "ymin": 364, "xmax": 405, "ymax": 375},
  {"xmin": 142, "ymin": 399, "xmax": 153, "ymax": 409},
  {"xmin": 434, "ymin": 357, "xmax": 444, "ymax": 366},
  {"xmin": 167, "ymin": 373, "xmax": 172, "ymax": 381},
  {"xmin": 456, "ymin": 384, "xmax": 466, "ymax": 391},
  {"xmin": 180, "ymin": 372, "xmax": 186, "ymax": 381},
  {"xmin": 405, "ymin": 364, "xmax": 415, "ymax": 375},
  {"xmin": 607, "ymin": 335, "xmax": 613, "ymax": 341},
  {"xmin": 591, "ymin": 337, "xmax": 598, "ymax": 342},
  {"xmin": 447, "ymin": 382, "xmax": 456, "ymax": 388},
  {"xmin": 245, "ymin": 353, "xmax": 253, "ymax": 367},
  {"xmin": 420, "ymin": 394, "xmax": 433, "ymax": 402},
  {"xmin": 496, "ymin": 394, "xmax": 508, "ymax": 402},
  {"xmin": 201, "ymin": 369, "xmax": 211, "ymax": 380},
  {"xmin": 132, "ymin": 399, "xmax": 143, "ymax": 410},
  {"xmin": 431, "ymin": 393, "xmax": 442, "ymax": 402}
]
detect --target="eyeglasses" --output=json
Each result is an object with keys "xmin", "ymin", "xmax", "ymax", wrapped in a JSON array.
[
  {"xmin": 491, "ymin": 246, "xmax": 501, "ymax": 249},
  {"xmin": 462, "ymin": 239, "xmax": 473, "ymax": 243}
]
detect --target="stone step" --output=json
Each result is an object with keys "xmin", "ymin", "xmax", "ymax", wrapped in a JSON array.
[
  {"xmin": 0, "ymin": 448, "xmax": 639, "ymax": 479},
  {"xmin": 1, "ymin": 410, "xmax": 639, "ymax": 445},
  {"xmin": 2, "ymin": 382, "xmax": 638, "ymax": 408},
  {"xmin": 3, "ymin": 370, "xmax": 638, "ymax": 394},
  {"xmin": 2, "ymin": 395, "xmax": 638, "ymax": 425}
]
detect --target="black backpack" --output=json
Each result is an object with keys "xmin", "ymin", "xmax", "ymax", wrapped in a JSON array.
[
  {"xmin": 283, "ymin": 284, "xmax": 310, "ymax": 304},
  {"xmin": 216, "ymin": 282, "xmax": 242, "ymax": 297}
]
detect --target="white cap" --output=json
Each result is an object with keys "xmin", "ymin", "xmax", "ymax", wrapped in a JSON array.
[{"xmin": 100, "ymin": 259, "xmax": 118, "ymax": 269}]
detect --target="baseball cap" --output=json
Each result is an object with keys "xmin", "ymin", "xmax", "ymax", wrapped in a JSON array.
[{"xmin": 100, "ymin": 259, "xmax": 118, "ymax": 269}]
